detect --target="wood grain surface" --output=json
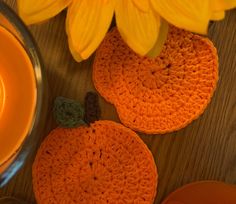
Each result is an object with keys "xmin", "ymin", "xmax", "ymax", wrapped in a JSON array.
[{"xmin": 1, "ymin": 1, "xmax": 236, "ymax": 203}]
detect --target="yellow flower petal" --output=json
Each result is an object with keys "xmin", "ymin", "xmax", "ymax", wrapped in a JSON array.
[
  {"xmin": 66, "ymin": 0, "xmax": 115, "ymax": 60},
  {"xmin": 211, "ymin": 0, "xmax": 236, "ymax": 11},
  {"xmin": 68, "ymin": 37, "xmax": 83, "ymax": 62},
  {"xmin": 115, "ymin": 0, "xmax": 158, "ymax": 56},
  {"xmin": 150, "ymin": 0, "xmax": 211, "ymax": 34},
  {"xmin": 211, "ymin": 11, "xmax": 225, "ymax": 20},
  {"xmin": 147, "ymin": 18, "xmax": 169, "ymax": 58},
  {"xmin": 17, "ymin": 0, "xmax": 72, "ymax": 25},
  {"xmin": 132, "ymin": 0, "xmax": 150, "ymax": 12}
]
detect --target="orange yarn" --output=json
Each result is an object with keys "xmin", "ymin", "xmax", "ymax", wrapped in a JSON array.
[
  {"xmin": 32, "ymin": 120, "xmax": 158, "ymax": 204},
  {"xmin": 93, "ymin": 26, "xmax": 218, "ymax": 134},
  {"xmin": 162, "ymin": 181, "xmax": 236, "ymax": 204}
]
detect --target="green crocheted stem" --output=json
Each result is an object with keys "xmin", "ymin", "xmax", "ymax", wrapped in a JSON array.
[
  {"xmin": 84, "ymin": 92, "xmax": 101, "ymax": 124},
  {"xmin": 53, "ymin": 97, "xmax": 86, "ymax": 128}
]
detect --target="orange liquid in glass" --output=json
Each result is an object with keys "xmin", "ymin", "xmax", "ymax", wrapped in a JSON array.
[{"xmin": 0, "ymin": 26, "xmax": 36, "ymax": 167}]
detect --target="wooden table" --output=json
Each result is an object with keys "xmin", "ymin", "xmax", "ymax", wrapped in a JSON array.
[{"xmin": 1, "ymin": 1, "xmax": 236, "ymax": 203}]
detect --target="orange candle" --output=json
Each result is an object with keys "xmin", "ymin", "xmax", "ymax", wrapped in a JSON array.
[{"xmin": 0, "ymin": 25, "xmax": 36, "ymax": 166}]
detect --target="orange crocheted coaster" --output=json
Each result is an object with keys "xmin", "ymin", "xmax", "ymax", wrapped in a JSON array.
[
  {"xmin": 162, "ymin": 181, "xmax": 236, "ymax": 204},
  {"xmin": 32, "ymin": 120, "xmax": 158, "ymax": 204},
  {"xmin": 93, "ymin": 26, "xmax": 218, "ymax": 134}
]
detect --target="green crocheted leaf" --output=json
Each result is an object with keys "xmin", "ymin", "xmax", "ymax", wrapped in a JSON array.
[{"xmin": 53, "ymin": 97, "xmax": 86, "ymax": 128}]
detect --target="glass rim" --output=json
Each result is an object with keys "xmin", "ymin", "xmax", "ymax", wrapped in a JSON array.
[{"xmin": 0, "ymin": 2, "xmax": 45, "ymax": 187}]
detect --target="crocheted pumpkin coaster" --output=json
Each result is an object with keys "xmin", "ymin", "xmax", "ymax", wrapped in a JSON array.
[
  {"xmin": 162, "ymin": 181, "xmax": 236, "ymax": 204},
  {"xmin": 93, "ymin": 26, "xmax": 218, "ymax": 134},
  {"xmin": 32, "ymin": 120, "xmax": 158, "ymax": 204}
]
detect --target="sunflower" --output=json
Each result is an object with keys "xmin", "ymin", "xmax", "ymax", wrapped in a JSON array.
[{"xmin": 18, "ymin": 0, "xmax": 236, "ymax": 62}]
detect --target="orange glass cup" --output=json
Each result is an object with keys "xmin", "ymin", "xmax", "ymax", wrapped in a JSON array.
[{"xmin": 0, "ymin": 2, "xmax": 46, "ymax": 187}]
